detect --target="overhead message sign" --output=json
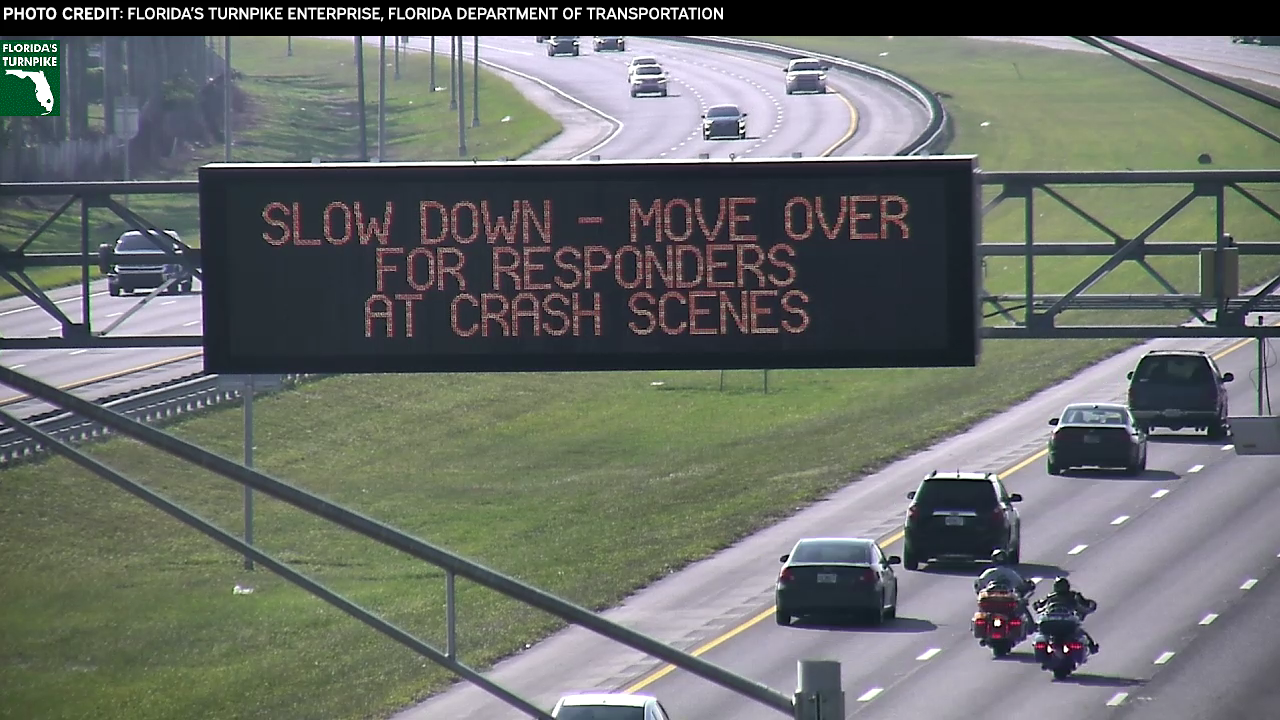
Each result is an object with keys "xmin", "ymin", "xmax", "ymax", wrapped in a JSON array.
[{"xmin": 198, "ymin": 156, "xmax": 979, "ymax": 374}]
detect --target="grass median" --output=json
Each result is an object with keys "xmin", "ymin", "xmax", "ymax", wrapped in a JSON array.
[
  {"xmin": 2, "ymin": 36, "xmax": 1279, "ymax": 720},
  {"xmin": 0, "ymin": 35, "xmax": 560, "ymax": 299}
]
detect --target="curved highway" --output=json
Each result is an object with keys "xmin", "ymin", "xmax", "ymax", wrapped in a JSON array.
[
  {"xmin": 407, "ymin": 317, "xmax": 1280, "ymax": 720},
  {"xmin": 0, "ymin": 34, "xmax": 928, "ymax": 415}
]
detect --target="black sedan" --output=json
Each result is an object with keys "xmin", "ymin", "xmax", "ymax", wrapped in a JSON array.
[
  {"xmin": 776, "ymin": 537, "xmax": 900, "ymax": 626},
  {"xmin": 1047, "ymin": 402, "xmax": 1149, "ymax": 475},
  {"xmin": 546, "ymin": 37, "xmax": 580, "ymax": 57},
  {"xmin": 701, "ymin": 103, "xmax": 747, "ymax": 140},
  {"xmin": 594, "ymin": 36, "xmax": 626, "ymax": 52}
]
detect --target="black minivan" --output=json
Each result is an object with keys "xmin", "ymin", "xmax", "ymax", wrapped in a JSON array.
[{"xmin": 1126, "ymin": 350, "xmax": 1233, "ymax": 439}]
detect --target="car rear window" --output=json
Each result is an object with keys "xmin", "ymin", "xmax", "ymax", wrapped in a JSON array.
[
  {"xmin": 791, "ymin": 541, "xmax": 872, "ymax": 565},
  {"xmin": 913, "ymin": 479, "xmax": 997, "ymax": 508},
  {"xmin": 556, "ymin": 707, "xmax": 645, "ymax": 720},
  {"xmin": 1133, "ymin": 355, "xmax": 1213, "ymax": 385}
]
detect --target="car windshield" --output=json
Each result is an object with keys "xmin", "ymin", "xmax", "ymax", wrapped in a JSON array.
[
  {"xmin": 791, "ymin": 540, "xmax": 872, "ymax": 565},
  {"xmin": 116, "ymin": 232, "xmax": 177, "ymax": 252},
  {"xmin": 913, "ymin": 479, "xmax": 997, "ymax": 508},
  {"xmin": 636, "ymin": 66, "xmax": 662, "ymax": 76},
  {"xmin": 791, "ymin": 61, "xmax": 822, "ymax": 71},
  {"xmin": 1133, "ymin": 356, "xmax": 1213, "ymax": 385},
  {"xmin": 707, "ymin": 105, "xmax": 739, "ymax": 118},
  {"xmin": 1061, "ymin": 407, "xmax": 1128, "ymax": 425},
  {"xmin": 556, "ymin": 706, "xmax": 645, "ymax": 720}
]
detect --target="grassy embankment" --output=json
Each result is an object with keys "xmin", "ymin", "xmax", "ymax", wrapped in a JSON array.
[
  {"xmin": 0, "ymin": 35, "xmax": 560, "ymax": 299},
  {"xmin": 2, "ymin": 36, "xmax": 1279, "ymax": 720}
]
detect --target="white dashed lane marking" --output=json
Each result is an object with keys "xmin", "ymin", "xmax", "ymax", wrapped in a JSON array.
[
  {"xmin": 69, "ymin": 349, "xmax": 87, "ymax": 356},
  {"xmin": 1106, "ymin": 692, "xmax": 1129, "ymax": 707},
  {"xmin": 1151, "ymin": 489, "xmax": 1170, "ymax": 499},
  {"xmin": 1199, "ymin": 613, "xmax": 1218, "ymax": 625},
  {"xmin": 1188, "ymin": 464, "xmax": 1204, "ymax": 473},
  {"xmin": 856, "ymin": 688, "xmax": 883, "ymax": 702},
  {"xmin": 1111, "ymin": 515, "xmax": 1129, "ymax": 525},
  {"xmin": 182, "ymin": 320, "xmax": 200, "ymax": 327},
  {"xmin": 1154, "ymin": 651, "xmax": 1176, "ymax": 665},
  {"xmin": 1241, "ymin": 578, "xmax": 1258, "ymax": 590},
  {"xmin": 107, "ymin": 311, "xmax": 122, "ymax": 318},
  {"xmin": 1067, "ymin": 544, "xmax": 1089, "ymax": 555},
  {"xmin": 1221, "ymin": 444, "xmax": 1234, "ymax": 451},
  {"xmin": 916, "ymin": 648, "xmax": 941, "ymax": 661}
]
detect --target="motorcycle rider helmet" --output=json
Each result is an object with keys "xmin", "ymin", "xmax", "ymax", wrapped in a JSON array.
[
  {"xmin": 990, "ymin": 549, "xmax": 1008, "ymax": 565},
  {"xmin": 1052, "ymin": 577, "xmax": 1071, "ymax": 594}
]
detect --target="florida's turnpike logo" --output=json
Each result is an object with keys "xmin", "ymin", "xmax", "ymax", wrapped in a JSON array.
[{"xmin": 1, "ymin": 40, "xmax": 60, "ymax": 117}]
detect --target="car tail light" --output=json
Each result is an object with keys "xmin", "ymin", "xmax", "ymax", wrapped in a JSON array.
[
  {"xmin": 779, "ymin": 568, "xmax": 793, "ymax": 583},
  {"xmin": 991, "ymin": 508, "xmax": 1004, "ymax": 524},
  {"xmin": 861, "ymin": 569, "xmax": 875, "ymax": 583},
  {"xmin": 907, "ymin": 506, "xmax": 920, "ymax": 521}
]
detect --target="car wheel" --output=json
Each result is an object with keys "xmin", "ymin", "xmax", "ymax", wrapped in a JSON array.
[
  {"xmin": 775, "ymin": 607, "xmax": 791, "ymax": 626},
  {"xmin": 902, "ymin": 547, "xmax": 919, "ymax": 571},
  {"xmin": 573, "ymin": 49, "xmax": 580, "ymax": 57},
  {"xmin": 109, "ymin": 285, "xmax": 121, "ymax": 297},
  {"xmin": 630, "ymin": 90, "xmax": 637, "ymax": 98},
  {"xmin": 739, "ymin": 130, "xmax": 747, "ymax": 139},
  {"xmin": 660, "ymin": 89, "xmax": 668, "ymax": 97},
  {"xmin": 1138, "ymin": 451, "xmax": 1148, "ymax": 472},
  {"xmin": 1047, "ymin": 458, "xmax": 1062, "ymax": 476},
  {"xmin": 1207, "ymin": 419, "xmax": 1229, "ymax": 440},
  {"xmin": 619, "ymin": 42, "xmax": 626, "ymax": 51}
]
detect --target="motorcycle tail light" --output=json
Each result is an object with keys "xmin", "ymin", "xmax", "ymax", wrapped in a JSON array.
[
  {"xmin": 974, "ymin": 615, "xmax": 987, "ymax": 625},
  {"xmin": 1034, "ymin": 641, "xmax": 1047, "ymax": 651},
  {"xmin": 1010, "ymin": 617, "xmax": 1022, "ymax": 626},
  {"xmin": 1069, "ymin": 642, "xmax": 1083, "ymax": 652}
]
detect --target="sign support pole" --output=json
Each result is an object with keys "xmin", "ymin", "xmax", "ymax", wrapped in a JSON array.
[{"xmin": 243, "ymin": 375, "xmax": 255, "ymax": 570}]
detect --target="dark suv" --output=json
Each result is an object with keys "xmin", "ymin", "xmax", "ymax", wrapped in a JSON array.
[
  {"xmin": 1126, "ymin": 350, "xmax": 1233, "ymax": 439},
  {"xmin": 902, "ymin": 471, "xmax": 1022, "ymax": 571},
  {"xmin": 99, "ymin": 229, "xmax": 194, "ymax": 296},
  {"xmin": 546, "ymin": 36, "xmax": 580, "ymax": 57}
]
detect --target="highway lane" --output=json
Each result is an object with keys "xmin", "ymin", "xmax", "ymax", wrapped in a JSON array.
[
  {"xmin": 971, "ymin": 36, "xmax": 1280, "ymax": 88},
  {"xmin": 402, "ymin": 318, "xmax": 1279, "ymax": 720},
  {"xmin": 640, "ymin": 338, "xmax": 1280, "ymax": 720},
  {"xmin": 1, "ymin": 36, "xmax": 929, "ymax": 416},
  {"xmin": 1110, "ymin": 561, "xmax": 1280, "ymax": 720}
]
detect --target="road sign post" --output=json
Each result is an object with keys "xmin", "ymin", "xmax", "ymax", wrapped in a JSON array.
[
  {"xmin": 794, "ymin": 660, "xmax": 843, "ymax": 719},
  {"xmin": 216, "ymin": 374, "xmax": 284, "ymax": 569}
]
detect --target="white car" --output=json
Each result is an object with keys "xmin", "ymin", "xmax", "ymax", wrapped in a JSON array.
[
  {"xmin": 551, "ymin": 692, "xmax": 673, "ymax": 719},
  {"xmin": 784, "ymin": 57, "xmax": 829, "ymax": 94},
  {"xmin": 630, "ymin": 64, "xmax": 669, "ymax": 97},
  {"xmin": 627, "ymin": 56, "xmax": 660, "ymax": 79}
]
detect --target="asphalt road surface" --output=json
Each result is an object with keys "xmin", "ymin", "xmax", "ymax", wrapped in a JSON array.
[
  {"xmin": 0, "ymin": 34, "xmax": 929, "ymax": 416},
  {"xmin": 401, "ymin": 314, "xmax": 1280, "ymax": 720},
  {"xmin": 971, "ymin": 36, "xmax": 1280, "ymax": 88}
]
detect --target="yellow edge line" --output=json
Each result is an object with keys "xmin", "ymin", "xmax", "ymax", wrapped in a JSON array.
[
  {"xmin": 820, "ymin": 91, "xmax": 858, "ymax": 158},
  {"xmin": 625, "ymin": 327, "xmax": 1273, "ymax": 693},
  {"xmin": 0, "ymin": 351, "xmax": 204, "ymax": 407}
]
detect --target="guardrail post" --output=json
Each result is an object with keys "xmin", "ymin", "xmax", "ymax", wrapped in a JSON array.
[
  {"xmin": 793, "ymin": 660, "xmax": 843, "ymax": 720},
  {"xmin": 445, "ymin": 569, "xmax": 458, "ymax": 659}
]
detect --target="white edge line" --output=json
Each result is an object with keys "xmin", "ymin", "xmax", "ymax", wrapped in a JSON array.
[
  {"xmin": 471, "ymin": 56, "xmax": 624, "ymax": 161},
  {"xmin": 856, "ymin": 687, "xmax": 883, "ymax": 702},
  {"xmin": 1106, "ymin": 692, "xmax": 1129, "ymax": 707},
  {"xmin": 0, "ymin": 290, "xmax": 110, "ymax": 317}
]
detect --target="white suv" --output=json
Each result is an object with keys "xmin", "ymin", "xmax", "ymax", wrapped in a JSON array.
[{"xmin": 552, "ymin": 692, "xmax": 673, "ymax": 719}]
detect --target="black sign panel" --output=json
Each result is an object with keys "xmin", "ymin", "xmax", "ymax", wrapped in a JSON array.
[{"xmin": 198, "ymin": 156, "xmax": 980, "ymax": 374}]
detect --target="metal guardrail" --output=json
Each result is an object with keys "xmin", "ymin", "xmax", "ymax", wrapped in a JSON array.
[
  {"xmin": 654, "ymin": 36, "xmax": 951, "ymax": 156},
  {"xmin": 0, "ymin": 373, "xmax": 323, "ymax": 465}
]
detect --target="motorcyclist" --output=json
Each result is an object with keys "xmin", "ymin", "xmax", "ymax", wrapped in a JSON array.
[
  {"xmin": 1034, "ymin": 577, "xmax": 1100, "ymax": 653},
  {"xmin": 973, "ymin": 549, "xmax": 1035, "ymax": 626}
]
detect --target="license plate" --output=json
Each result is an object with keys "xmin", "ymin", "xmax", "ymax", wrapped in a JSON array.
[
  {"xmin": 817, "ymin": 573, "xmax": 837, "ymax": 584},
  {"xmin": 1083, "ymin": 435, "xmax": 1101, "ymax": 444},
  {"xmin": 945, "ymin": 516, "xmax": 965, "ymax": 526}
]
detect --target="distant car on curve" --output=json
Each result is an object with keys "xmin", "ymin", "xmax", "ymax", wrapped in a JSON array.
[
  {"xmin": 627, "ymin": 56, "xmax": 660, "ymax": 79},
  {"xmin": 1126, "ymin": 349, "xmax": 1233, "ymax": 439},
  {"xmin": 630, "ymin": 64, "xmax": 669, "ymax": 97},
  {"xmin": 547, "ymin": 36, "xmax": 580, "ymax": 57},
  {"xmin": 594, "ymin": 36, "xmax": 626, "ymax": 52},
  {"xmin": 1232, "ymin": 36, "xmax": 1280, "ymax": 45},
  {"xmin": 535, "ymin": 36, "xmax": 550, "ymax": 43},
  {"xmin": 783, "ymin": 57, "xmax": 829, "ymax": 94},
  {"xmin": 775, "ymin": 537, "xmax": 900, "ymax": 626},
  {"xmin": 100, "ymin": 229, "xmax": 194, "ymax": 297},
  {"xmin": 551, "ymin": 692, "xmax": 673, "ymax": 719},
  {"xmin": 1047, "ymin": 402, "xmax": 1148, "ymax": 475},
  {"xmin": 701, "ymin": 103, "xmax": 747, "ymax": 140},
  {"xmin": 902, "ymin": 471, "xmax": 1022, "ymax": 571}
]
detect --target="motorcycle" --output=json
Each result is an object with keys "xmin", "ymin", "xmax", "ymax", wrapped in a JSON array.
[
  {"xmin": 1032, "ymin": 599, "xmax": 1098, "ymax": 679},
  {"xmin": 971, "ymin": 583, "xmax": 1032, "ymax": 657}
]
